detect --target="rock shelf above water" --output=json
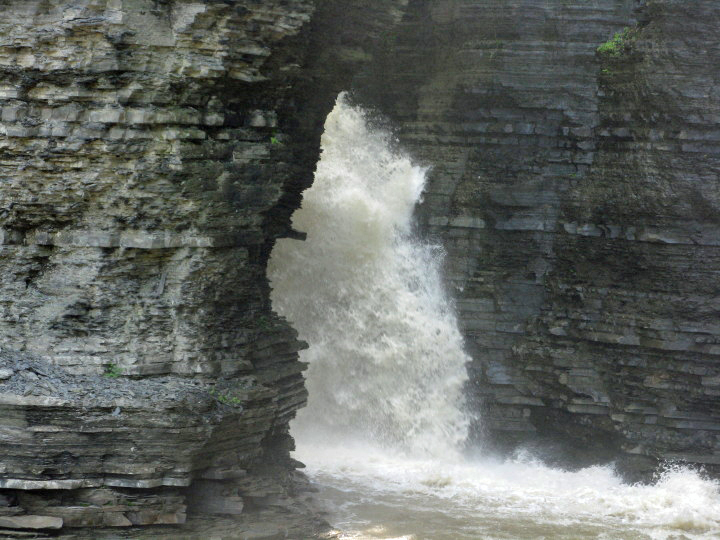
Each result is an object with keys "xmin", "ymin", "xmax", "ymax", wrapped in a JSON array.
[{"xmin": 0, "ymin": 349, "xmax": 304, "ymax": 532}]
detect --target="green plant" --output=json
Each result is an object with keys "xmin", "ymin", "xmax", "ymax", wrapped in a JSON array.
[
  {"xmin": 270, "ymin": 134, "xmax": 280, "ymax": 145},
  {"xmin": 597, "ymin": 28, "xmax": 633, "ymax": 57},
  {"xmin": 103, "ymin": 363, "xmax": 122, "ymax": 378},
  {"xmin": 208, "ymin": 387, "xmax": 244, "ymax": 408}
]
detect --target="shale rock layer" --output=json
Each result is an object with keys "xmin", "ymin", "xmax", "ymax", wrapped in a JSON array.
[
  {"xmin": 3, "ymin": 0, "xmax": 720, "ymax": 534},
  {"xmin": 0, "ymin": 0, "xmax": 404, "ymax": 535},
  {"xmin": 360, "ymin": 0, "xmax": 720, "ymax": 477}
]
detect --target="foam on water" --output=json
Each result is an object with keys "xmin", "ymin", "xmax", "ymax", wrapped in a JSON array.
[
  {"xmin": 295, "ymin": 443, "xmax": 720, "ymax": 539},
  {"xmin": 268, "ymin": 95, "xmax": 720, "ymax": 539}
]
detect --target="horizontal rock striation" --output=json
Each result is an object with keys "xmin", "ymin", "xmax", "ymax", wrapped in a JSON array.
[
  {"xmin": 6, "ymin": 0, "xmax": 718, "ymax": 533},
  {"xmin": 0, "ymin": 0, "xmax": 407, "ymax": 535},
  {"xmin": 0, "ymin": 330, "xmax": 311, "ymax": 535},
  {"xmin": 359, "ymin": 0, "xmax": 720, "ymax": 477},
  {"xmin": 0, "ymin": 0, "xmax": 318, "ymax": 378}
]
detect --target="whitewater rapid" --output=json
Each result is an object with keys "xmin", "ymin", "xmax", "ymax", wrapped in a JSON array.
[{"xmin": 268, "ymin": 95, "xmax": 720, "ymax": 539}]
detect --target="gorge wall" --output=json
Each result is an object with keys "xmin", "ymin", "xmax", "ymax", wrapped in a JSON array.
[
  {"xmin": 0, "ymin": 0, "xmax": 406, "ymax": 536},
  {"xmin": 358, "ymin": 0, "xmax": 720, "ymax": 479},
  {"xmin": 1, "ymin": 0, "xmax": 719, "ymax": 536}
]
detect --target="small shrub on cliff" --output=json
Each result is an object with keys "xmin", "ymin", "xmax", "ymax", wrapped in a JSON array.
[
  {"xmin": 103, "ymin": 363, "xmax": 122, "ymax": 378},
  {"xmin": 597, "ymin": 28, "xmax": 633, "ymax": 58},
  {"xmin": 208, "ymin": 387, "xmax": 244, "ymax": 408}
]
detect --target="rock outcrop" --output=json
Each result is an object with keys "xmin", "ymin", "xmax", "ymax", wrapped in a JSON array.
[
  {"xmin": 3, "ymin": 0, "xmax": 720, "ymax": 534},
  {"xmin": 359, "ymin": 0, "xmax": 720, "ymax": 478},
  {"xmin": 0, "ymin": 0, "xmax": 405, "ymax": 535}
]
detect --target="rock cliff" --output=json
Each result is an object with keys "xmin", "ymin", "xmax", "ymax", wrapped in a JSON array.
[
  {"xmin": 2, "ymin": 0, "xmax": 720, "ymax": 535},
  {"xmin": 0, "ymin": 0, "xmax": 405, "ymax": 536},
  {"xmin": 359, "ymin": 0, "xmax": 720, "ymax": 479}
]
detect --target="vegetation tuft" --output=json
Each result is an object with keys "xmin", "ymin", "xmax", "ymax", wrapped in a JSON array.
[
  {"xmin": 103, "ymin": 363, "xmax": 122, "ymax": 378},
  {"xmin": 208, "ymin": 387, "xmax": 244, "ymax": 408},
  {"xmin": 597, "ymin": 28, "xmax": 635, "ymax": 58}
]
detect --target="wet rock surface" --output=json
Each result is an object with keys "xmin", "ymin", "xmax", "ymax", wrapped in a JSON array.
[
  {"xmin": 4, "ymin": 506, "xmax": 335, "ymax": 540},
  {"xmin": 359, "ymin": 0, "xmax": 720, "ymax": 478}
]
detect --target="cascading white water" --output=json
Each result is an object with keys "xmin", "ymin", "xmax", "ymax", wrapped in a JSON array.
[
  {"xmin": 269, "ymin": 94, "xmax": 470, "ymax": 458},
  {"xmin": 268, "ymin": 95, "xmax": 720, "ymax": 539}
]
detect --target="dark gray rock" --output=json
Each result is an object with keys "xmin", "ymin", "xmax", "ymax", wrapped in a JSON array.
[
  {"xmin": 4, "ymin": 0, "xmax": 720, "ymax": 535},
  {"xmin": 357, "ymin": 0, "xmax": 720, "ymax": 479},
  {"xmin": 0, "ymin": 0, "xmax": 408, "ymax": 535}
]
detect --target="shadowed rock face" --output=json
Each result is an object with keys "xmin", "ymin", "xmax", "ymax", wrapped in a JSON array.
[
  {"xmin": 0, "ymin": 0, "xmax": 406, "ymax": 535},
  {"xmin": 358, "ymin": 0, "xmax": 720, "ymax": 478}
]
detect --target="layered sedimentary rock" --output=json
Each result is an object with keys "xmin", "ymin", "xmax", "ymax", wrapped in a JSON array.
[
  {"xmin": 0, "ymin": 0, "xmax": 318, "ymax": 376},
  {"xmin": 0, "ymin": 0, "xmax": 405, "ymax": 535},
  {"xmin": 360, "ymin": 0, "xmax": 720, "ymax": 477},
  {"xmin": 0, "ymin": 0, "xmax": 315, "ymax": 533},
  {"xmin": 3, "ymin": 0, "xmax": 720, "ymax": 533}
]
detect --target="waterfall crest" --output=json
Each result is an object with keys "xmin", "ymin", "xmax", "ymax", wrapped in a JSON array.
[{"xmin": 268, "ymin": 94, "xmax": 470, "ymax": 457}]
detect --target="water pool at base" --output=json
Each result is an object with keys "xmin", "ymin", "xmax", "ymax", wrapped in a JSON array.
[{"xmin": 297, "ymin": 444, "xmax": 720, "ymax": 540}]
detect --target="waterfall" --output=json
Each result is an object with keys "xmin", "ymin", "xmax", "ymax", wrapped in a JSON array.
[
  {"xmin": 268, "ymin": 94, "xmax": 470, "ymax": 457},
  {"xmin": 267, "ymin": 95, "xmax": 720, "ymax": 539}
]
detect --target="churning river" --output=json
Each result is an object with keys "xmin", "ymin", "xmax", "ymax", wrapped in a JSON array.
[{"xmin": 268, "ymin": 96, "xmax": 720, "ymax": 540}]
